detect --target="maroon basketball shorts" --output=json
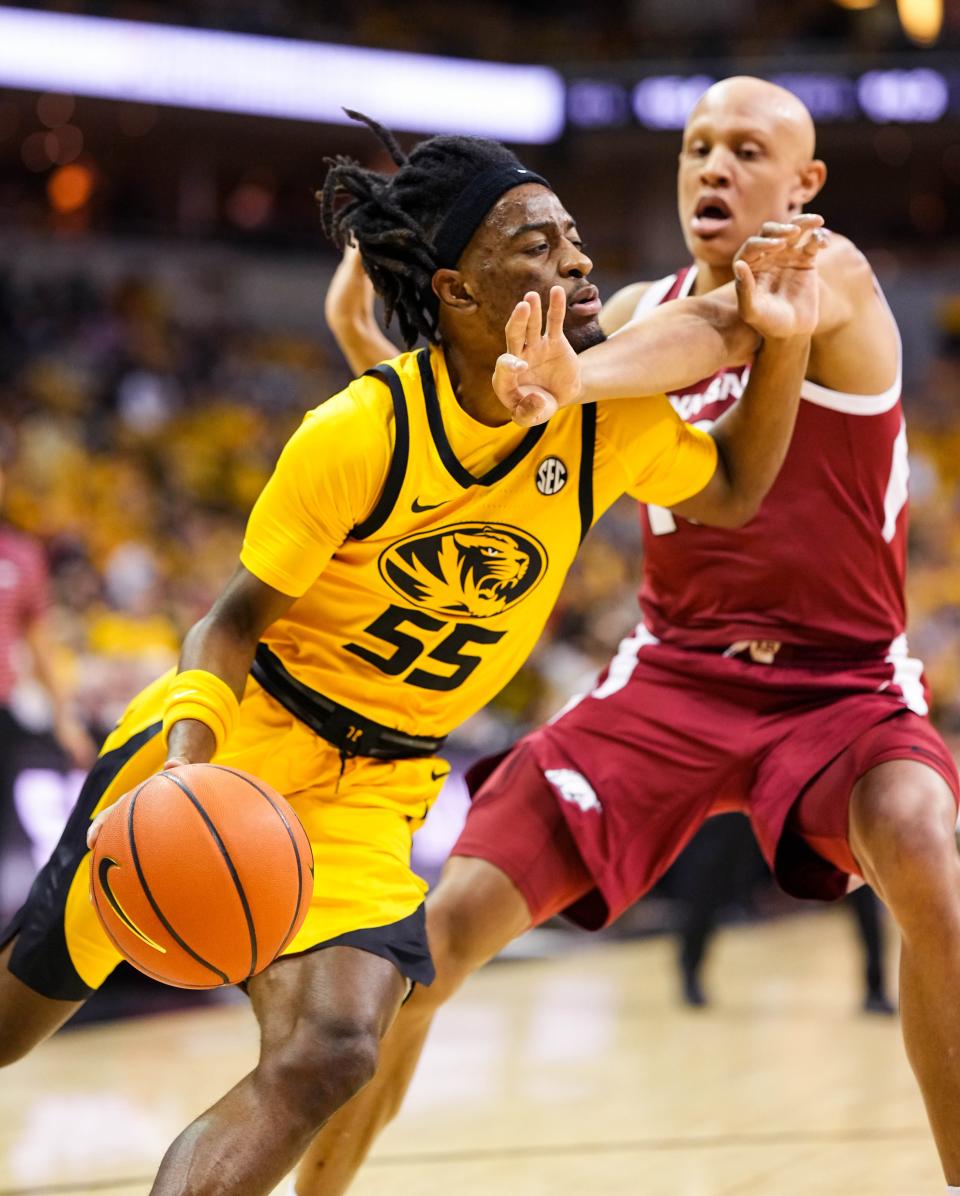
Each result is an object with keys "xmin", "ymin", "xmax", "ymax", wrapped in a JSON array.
[{"xmin": 453, "ymin": 633, "xmax": 959, "ymax": 929}]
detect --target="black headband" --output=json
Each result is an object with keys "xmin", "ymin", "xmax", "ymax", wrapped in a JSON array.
[{"xmin": 433, "ymin": 164, "xmax": 551, "ymax": 269}]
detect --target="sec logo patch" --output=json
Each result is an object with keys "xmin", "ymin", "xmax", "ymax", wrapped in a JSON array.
[{"xmin": 536, "ymin": 457, "xmax": 567, "ymax": 496}]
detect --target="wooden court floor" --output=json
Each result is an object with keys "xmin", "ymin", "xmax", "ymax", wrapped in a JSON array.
[{"xmin": 0, "ymin": 908, "xmax": 942, "ymax": 1196}]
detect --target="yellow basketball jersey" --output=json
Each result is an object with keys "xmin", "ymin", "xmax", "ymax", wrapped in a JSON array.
[{"xmin": 240, "ymin": 344, "xmax": 715, "ymax": 739}]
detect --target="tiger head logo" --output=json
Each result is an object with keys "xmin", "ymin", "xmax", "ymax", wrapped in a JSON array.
[{"xmin": 379, "ymin": 522, "xmax": 547, "ymax": 619}]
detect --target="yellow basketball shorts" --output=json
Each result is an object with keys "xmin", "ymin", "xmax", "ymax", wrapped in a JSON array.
[{"xmin": 2, "ymin": 670, "xmax": 447, "ymax": 999}]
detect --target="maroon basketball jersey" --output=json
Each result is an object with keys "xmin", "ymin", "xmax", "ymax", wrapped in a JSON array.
[{"xmin": 630, "ymin": 266, "xmax": 908, "ymax": 657}]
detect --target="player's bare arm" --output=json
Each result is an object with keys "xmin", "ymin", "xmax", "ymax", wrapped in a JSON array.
[
  {"xmin": 597, "ymin": 238, "xmax": 896, "ymax": 399},
  {"xmin": 495, "ymin": 214, "xmax": 820, "ymax": 429},
  {"xmin": 671, "ymin": 215, "xmax": 822, "ymax": 527},
  {"xmin": 494, "ymin": 282, "xmax": 758, "ymax": 427},
  {"xmin": 163, "ymin": 565, "xmax": 295, "ymax": 765},
  {"xmin": 325, "ymin": 242, "xmax": 400, "ymax": 375},
  {"xmin": 598, "ymin": 280, "xmax": 652, "ymax": 336},
  {"xmin": 807, "ymin": 232, "xmax": 899, "ymax": 395}
]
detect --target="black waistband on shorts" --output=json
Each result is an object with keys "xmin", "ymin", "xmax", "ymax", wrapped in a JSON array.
[{"xmin": 250, "ymin": 644, "xmax": 446, "ymax": 761}]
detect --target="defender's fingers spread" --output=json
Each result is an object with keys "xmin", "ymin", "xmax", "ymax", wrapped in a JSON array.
[
  {"xmin": 794, "ymin": 221, "xmax": 828, "ymax": 253},
  {"xmin": 758, "ymin": 221, "xmax": 797, "ymax": 238},
  {"xmin": 738, "ymin": 236, "xmax": 780, "ymax": 261},
  {"xmin": 791, "ymin": 212, "xmax": 824, "ymax": 230}
]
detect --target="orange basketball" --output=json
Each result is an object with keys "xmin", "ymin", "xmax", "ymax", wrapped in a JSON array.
[{"xmin": 90, "ymin": 763, "xmax": 314, "ymax": 989}]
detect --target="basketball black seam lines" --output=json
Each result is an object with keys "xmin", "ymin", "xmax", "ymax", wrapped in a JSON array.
[
  {"xmin": 208, "ymin": 765, "xmax": 308, "ymax": 958},
  {"xmin": 161, "ymin": 772, "xmax": 260, "ymax": 980},
  {"xmin": 94, "ymin": 906, "xmax": 215, "ymax": 991},
  {"xmin": 128, "ymin": 782, "xmax": 231, "ymax": 985},
  {"xmin": 92, "ymin": 846, "xmax": 217, "ymax": 991}
]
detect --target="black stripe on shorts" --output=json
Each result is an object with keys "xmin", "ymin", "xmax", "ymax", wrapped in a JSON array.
[
  {"xmin": 1, "ymin": 720, "xmax": 163, "ymax": 1001},
  {"xmin": 279, "ymin": 902, "xmax": 435, "ymax": 987}
]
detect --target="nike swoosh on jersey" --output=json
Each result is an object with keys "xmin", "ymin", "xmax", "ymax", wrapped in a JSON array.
[
  {"xmin": 411, "ymin": 498, "xmax": 447, "ymax": 513},
  {"xmin": 431, "ymin": 768, "xmax": 451, "ymax": 782}
]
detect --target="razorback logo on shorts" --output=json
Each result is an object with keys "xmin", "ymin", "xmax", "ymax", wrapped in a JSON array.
[
  {"xmin": 545, "ymin": 769, "xmax": 603, "ymax": 814},
  {"xmin": 378, "ymin": 522, "xmax": 547, "ymax": 620}
]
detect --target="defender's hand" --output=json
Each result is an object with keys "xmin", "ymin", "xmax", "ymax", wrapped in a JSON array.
[
  {"xmin": 734, "ymin": 214, "xmax": 827, "ymax": 341},
  {"xmin": 493, "ymin": 286, "xmax": 579, "ymax": 427}
]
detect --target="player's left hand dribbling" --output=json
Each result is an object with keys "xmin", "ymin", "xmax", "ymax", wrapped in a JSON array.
[{"xmin": 85, "ymin": 756, "xmax": 192, "ymax": 850}]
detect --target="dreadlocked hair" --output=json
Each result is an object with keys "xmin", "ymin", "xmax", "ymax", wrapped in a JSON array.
[{"xmin": 319, "ymin": 111, "xmax": 524, "ymax": 347}]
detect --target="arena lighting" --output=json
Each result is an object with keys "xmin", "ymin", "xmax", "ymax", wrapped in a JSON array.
[
  {"xmin": 896, "ymin": 0, "xmax": 944, "ymax": 44},
  {"xmin": 632, "ymin": 75, "xmax": 715, "ymax": 129},
  {"xmin": 769, "ymin": 72, "xmax": 859, "ymax": 120},
  {"xmin": 570, "ymin": 68, "xmax": 957, "ymax": 131},
  {"xmin": 858, "ymin": 68, "xmax": 950, "ymax": 121},
  {"xmin": 0, "ymin": 6, "xmax": 565, "ymax": 143}
]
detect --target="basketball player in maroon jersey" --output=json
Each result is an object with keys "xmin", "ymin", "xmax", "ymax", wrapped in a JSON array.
[{"xmin": 301, "ymin": 78, "xmax": 960, "ymax": 1195}]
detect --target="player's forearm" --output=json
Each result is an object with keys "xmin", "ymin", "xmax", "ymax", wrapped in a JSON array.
[
  {"xmin": 325, "ymin": 247, "xmax": 400, "ymax": 374},
  {"xmin": 177, "ymin": 614, "xmax": 256, "ymax": 704},
  {"xmin": 576, "ymin": 290, "xmax": 758, "ymax": 405},
  {"xmin": 707, "ymin": 334, "xmax": 810, "ymax": 522},
  {"xmin": 165, "ymin": 566, "xmax": 295, "ymax": 763},
  {"xmin": 165, "ymin": 614, "xmax": 258, "ymax": 763},
  {"xmin": 329, "ymin": 314, "xmax": 399, "ymax": 376}
]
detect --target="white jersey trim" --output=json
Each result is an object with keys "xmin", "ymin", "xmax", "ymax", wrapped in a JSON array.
[
  {"xmin": 800, "ymin": 371, "xmax": 902, "ymax": 416},
  {"xmin": 627, "ymin": 269, "xmax": 694, "ymax": 323},
  {"xmin": 882, "ymin": 417, "xmax": 909, "ymax": 543},
  {"xmin": 884, "ymin": 633, "xmax": 928, "ymax": 716},
  {"xmin": 592, "ymin": 622, "xmax": 661, "ymax": 700},
  {"xmin": 546, "ymin": 620, "xmax": 660, "ymax": 724}
]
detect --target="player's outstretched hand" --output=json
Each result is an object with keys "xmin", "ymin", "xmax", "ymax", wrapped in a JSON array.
[
  {"xmin": 492, "ymin": 286, "xmax": 580, "ymax": 427},
  {"xmin": 733, "ymin": 214, "xmax": 827, "ymax": 341}
]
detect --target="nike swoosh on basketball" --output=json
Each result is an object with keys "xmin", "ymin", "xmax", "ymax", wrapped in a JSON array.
[
  {"xmin": 411, "ymin": 498, "xmax": 447, "ymax": 513},
  {"xmin": 97, "ymin": 857, "xmax": 168, "ymax": 953}
]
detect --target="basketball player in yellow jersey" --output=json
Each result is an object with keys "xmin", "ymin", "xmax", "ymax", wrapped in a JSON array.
[{"xmin": 0, "ymin": 111, "xmax": 822, "ymax": 1195}]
